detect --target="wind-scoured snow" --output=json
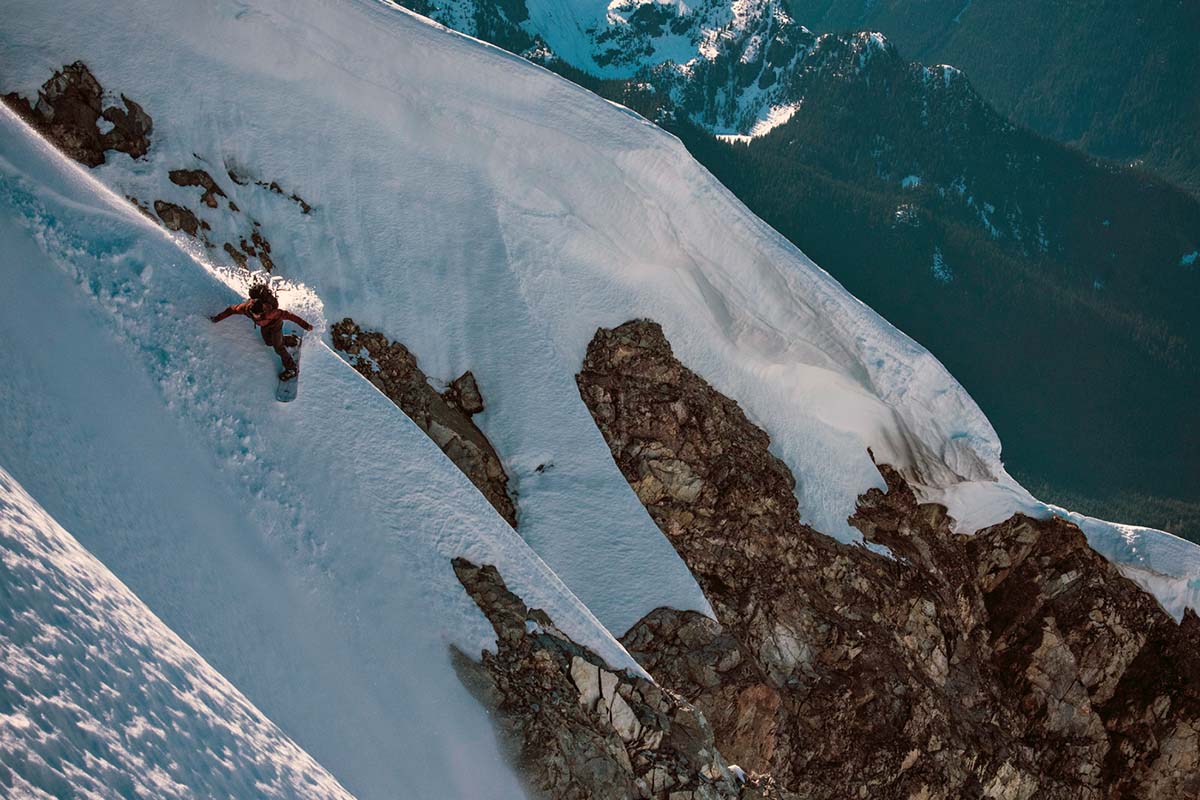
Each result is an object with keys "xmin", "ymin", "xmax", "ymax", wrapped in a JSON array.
[{"xmin": 0, "ymin": 466, "xmax": 355, "ymax": 800}]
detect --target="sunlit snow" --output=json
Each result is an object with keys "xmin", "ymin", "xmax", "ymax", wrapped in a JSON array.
[{"xmin": 3, "ymin": 2, "xmax": 1200, "ymax": 797}]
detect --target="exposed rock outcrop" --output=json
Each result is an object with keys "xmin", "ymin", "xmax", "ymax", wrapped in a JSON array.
[
  {"xmin": 452, "ymin": 558, "xmax": 788, "ymax": 799},
  {"xmin": 152, "ymin": 200, "xmax": 208, "ymax": 238},
  {"xmin": 331, "ymin": 319, "xmax": 517, "ymax": 526},
  {"xmin": 577, "ymin": 319, "xmax": 1200, "ymax": 799},
  {"xmin": 6, "ymin": 65, "xmax": 294, "ymax": 274},
  {"xmin": 3, "ymin": 62, "xmax": 151, "ymax": 166},
  {"xmin": 235, "ymin": 228, "xmax": 274, "ymax": 272},
  {"xmin": 443, "ymin": 371, "xmax": 485, "ymax": 416},
  {"xmin": 227, "ymin": 168, "xmax": 313, "ymax": 214},
  {"xmin": 169, "ymin": 169, "xmax": 228, "ymax": 209},
  {"xmin": 222, "ymin": 242, "xmax": 249, "ymax": 270}
]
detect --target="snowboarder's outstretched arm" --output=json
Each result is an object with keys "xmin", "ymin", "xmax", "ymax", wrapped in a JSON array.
[
  {"xmin": 211, "ymin": 301, "xmax": 251, "ymax": 323},
  {"xmin": 280, "ymin": 310, "xmax": 314, "ymax": 331}
]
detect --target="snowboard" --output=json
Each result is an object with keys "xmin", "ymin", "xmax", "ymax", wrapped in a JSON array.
[{"xmin": 275, "ymin": 329, "xmax": 304, "ymax": 403}]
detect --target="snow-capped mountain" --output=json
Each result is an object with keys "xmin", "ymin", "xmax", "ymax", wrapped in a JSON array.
[
  {"xmin": 407, "ymin": 0, "xmax": 822, "ymax": 136},
  {"xmin": 403, "ymin": 0, "xmax": 967, "ymax": 139},
  {"xmin": 3, "ymin": 0, "xmax": 1200, "ymax": 797}
]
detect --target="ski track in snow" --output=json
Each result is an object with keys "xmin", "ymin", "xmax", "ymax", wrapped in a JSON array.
[{"xmin": 0, "ymin": 466, "xmax": 356, "ymax": 800}]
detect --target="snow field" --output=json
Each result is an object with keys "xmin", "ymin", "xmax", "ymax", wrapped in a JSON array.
[{"xmin": 0, "ymin": 466, "xmax": 356, "ymax": 800}]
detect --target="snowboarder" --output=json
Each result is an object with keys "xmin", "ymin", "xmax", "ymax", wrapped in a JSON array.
[{"xmin": 211, "ymin": 283, "xmax": 313, "ymax": 380}]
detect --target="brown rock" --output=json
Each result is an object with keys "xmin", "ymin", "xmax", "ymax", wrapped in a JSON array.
[
  {"xmin": 577, "ymin": 319, "xmax": 1200, "ymax": 799},
  {"xmin": 223, "ymin": 242, "xmax": 248, "ymax": 270},
  {"xmin": 99, "ymin": 95, "xmax": 152, "ymax": 159},
  {"xmin": 450, "ymin": 558, "xmax": 770, "ymax": 800},
  {"xmin": 154, "ymin": 200, "xmax": 201, "ymax": 237},
  {"xmin": 169, "ymin": 169, "xmax": 228, "ymax": 209},
  {"xmin": 227, "ymin": 230, "xmax": 275, "ymax": 272},
  {"xmin": 257, "ymin": 176, "xmax": 312, "ymax": 213},
  {"xmin": 3, "ymin": 62, "xmax": 151, "ymax": 166},
  {"xmin": 444, "ymin": 371, "xmax": 485, "ymax": 416},
  {"xmin": 331, "ymin": 319, "xmax": 517, "ymax": 526}
]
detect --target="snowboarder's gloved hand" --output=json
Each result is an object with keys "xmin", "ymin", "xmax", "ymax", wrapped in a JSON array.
[
  {"xmin": 210, "ymin": 315, "xmax": 221, "ymax": 323},
  {"xmin": 301, "ymin": 321, "xmax": 314, "ymax": 331}
]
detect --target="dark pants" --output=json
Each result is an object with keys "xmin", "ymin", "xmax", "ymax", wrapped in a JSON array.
[{"xmin": 260, "ymin": 321, "xmax": 296, "ymax": 371}]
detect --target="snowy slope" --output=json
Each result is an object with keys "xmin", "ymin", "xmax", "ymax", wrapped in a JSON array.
[
  {"xmin": 2, "ymin": 0, "xmax": 1197, "ymax": 623},
  {"xmin": 2, "ymin": 0, "xmax": 989, "ymax": 549},
  {"xmin": 0, "ymin": 106, "xmax": 645, "ymax": 799},
  {"xmin": 0, "ymin": 466, "xmax": 355, "ymax": 800},
  {"xmin": 0, "ymin": 1, "xmax": 716, "ymax": 641}
]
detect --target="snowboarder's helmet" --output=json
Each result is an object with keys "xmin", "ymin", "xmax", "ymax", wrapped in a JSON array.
[{"xmin": 248, "ymin": 283, "xmax": 274, "ymax": 302}]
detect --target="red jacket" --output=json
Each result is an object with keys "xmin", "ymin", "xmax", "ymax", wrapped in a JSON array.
[{"xmin": 213, "ymin": 300, "xmax": 312, "ymax": 330}]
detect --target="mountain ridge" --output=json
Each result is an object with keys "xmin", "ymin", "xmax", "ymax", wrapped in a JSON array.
[
  {"xmin": 787, "ymin": 0, "xmax": 1200, "ymax": 197},
  {"xmin": 4, "ymin": 1, "xmax": 1200, "ymax": 796}
]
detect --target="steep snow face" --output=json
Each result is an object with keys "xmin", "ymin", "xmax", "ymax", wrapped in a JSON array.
[
  {"xmin": 0, "ymin": 466, "xmax": 355, "ymax": 800},
  {"xmin": 3, "ymin": 0, "xmax": 1197, "ymax": 621},
  {"xmin": 1, "ymin": 2, "xmax": 717, "ymax": 640},
  {"xmin": 2, "ymin": 0, "xmax": 999, "ymax": 546},
  {"xmin": 0, "ymin": 108, "xmax": 647, "ymax": 799}
]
